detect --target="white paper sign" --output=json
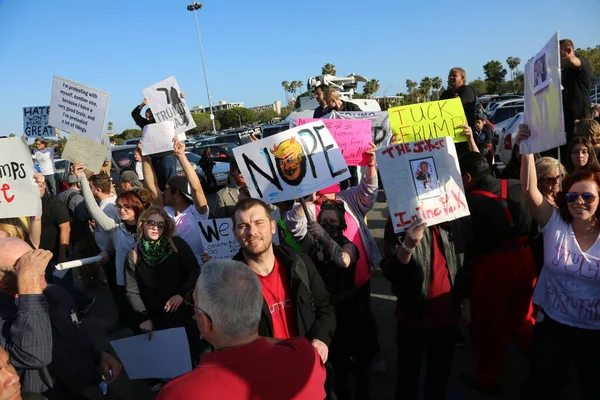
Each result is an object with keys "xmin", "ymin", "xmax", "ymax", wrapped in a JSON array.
[
  {"xmin": 48, "ymin": 76, "xmax": 110, "ymax": 142},
  {"xmin": 377, "ymin": 136, "xmax": 470, "ymax": 233},
  {"xmin": 521, "ymin": 32, "xmax": 566, "ymax": 154},
  {"xmin": 23, "ymin": 106, "xmax": 53, "ymax": 137},
  {"xmin": 199, "ymin": 218, "xmax": 241, "ymax": 259},
  {"xmin": 61, "ymin": 133, "xmax": 109, "ymax": 173},
  {"xmin": 0, "ymin": 138, "xmax": 42, "ymax": 218},
  {"xmin": 110, "ymin": 328, "xmax": 192, "ymax": 379},
  {"xmin": 143, "ymin": 76, "xmax": 196, "ymax": 135},
  {"xmin": 141, "ymin": 121, "xmax": 175, "ymax": 156},
  {"xmin": 232, "ymin": 121, "xmax": 350, "ymax": 203}
]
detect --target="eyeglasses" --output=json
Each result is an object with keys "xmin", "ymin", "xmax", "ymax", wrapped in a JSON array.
[
  {"xmin": 145, "ymin": 220, "xmax": 166, "ymax": 230},
  {"xmin": 565, "ymin": 192, "xmax": 598, "ymax": 204},
  {"xmin": 115, "ymin": 204, "xmax": 132, "ymax": 211},
  {"xmin": 183, "ymin": 292, "xmax": 212, "ymax": 322},
  {"xmin": 540, "ymin": 175, "xmax": 561, "ymax": 184}
]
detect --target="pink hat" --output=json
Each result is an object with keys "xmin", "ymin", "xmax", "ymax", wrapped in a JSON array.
[{"xmin": 317, "ymin": 184, "xmax": 341, "ymax": 196}]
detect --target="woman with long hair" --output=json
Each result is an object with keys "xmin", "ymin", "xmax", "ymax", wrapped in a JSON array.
[
  {"xmin": 565, "ymin": 135, "xmax": 600, "ymax": 175},
  {"xmin": 518, "ymin": 125, "xmax": 600, "ymax": 399}
]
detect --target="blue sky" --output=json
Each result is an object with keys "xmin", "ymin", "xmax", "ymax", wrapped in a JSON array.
[{"xmin": 1, "ymin": 0, "xmax": 599, "ymax": 136}]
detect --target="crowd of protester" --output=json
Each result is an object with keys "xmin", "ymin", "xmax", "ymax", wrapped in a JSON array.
[{"xmin": 0, "ymin": 37, "xmax": 598, "ymax": 400}]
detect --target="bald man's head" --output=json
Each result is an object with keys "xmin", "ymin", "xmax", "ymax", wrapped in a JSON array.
[{"xmin": 0, "ymin": 239, "xmax": 34, "ymax": 296}]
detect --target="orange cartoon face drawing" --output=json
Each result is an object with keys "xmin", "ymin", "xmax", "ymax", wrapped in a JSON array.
[{"xmin": 270, "ymin": 137, "xmax": 307, "ymax": 186}]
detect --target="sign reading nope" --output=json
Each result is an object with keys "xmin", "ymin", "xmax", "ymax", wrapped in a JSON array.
[
  {"xmin": 233, "ymin": 121, "xmax": 350, "ymax": 203},
  {"xmin": 377, "ymin": 136, "xmax": 470, "ymax": 233}
]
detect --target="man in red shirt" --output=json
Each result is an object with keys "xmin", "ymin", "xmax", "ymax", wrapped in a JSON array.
[
  {"xmin": 232, "ymin": 198, "xmax": 336, "ymax": 364},
  {"xmin": 157, "ymin": 259, "xmax": 326, "ymax": 400}
]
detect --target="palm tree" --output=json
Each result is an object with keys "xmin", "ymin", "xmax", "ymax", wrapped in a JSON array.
[
  {"xmin": 363, "ymin": 79, "xmax": 380, "ymax": 98},
  {"xmin": 419, "ymin": 77, "xmax": 433, "ymax": 101},
  {"xmin": 281, "ymin": 81, "xmax": 289, "ymax": 105},
  {"xmin": 321, "ymin": 63, "xmax": 336, "ymax": 76},
  {"xmin": 107, "ymin": 122, "xmax": 113, "ymax": 132},
  {"xmin": 431, "ymin": 77, "xmax": 443, "ymax": 100},
  {"xmin": 506, "ymin": 57, "xmax": 521, "ymax": 92}
]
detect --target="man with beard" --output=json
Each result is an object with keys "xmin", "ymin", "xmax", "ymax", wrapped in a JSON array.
[
  {"xmin": 231, "ymin": 198, "xmax": 336, "ymax": 365},
  {"xmin": 270, "ymin": 137, "xmax": 307, "ymax": 186}
]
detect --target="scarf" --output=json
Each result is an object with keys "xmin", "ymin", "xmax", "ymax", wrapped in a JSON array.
[{"xmin": 138, "ymin": 236, "xmax": 173, "ymax": 267}]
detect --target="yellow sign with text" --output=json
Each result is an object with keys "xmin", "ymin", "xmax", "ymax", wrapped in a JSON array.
[{"xmin": 388, "ymin": 98, "xmax": 467, "ymax": 143}]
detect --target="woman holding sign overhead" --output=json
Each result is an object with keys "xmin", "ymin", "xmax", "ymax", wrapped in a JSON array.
[{"xmin": 124, "ymin": 206, "xmax": 201, "ymax": 364}]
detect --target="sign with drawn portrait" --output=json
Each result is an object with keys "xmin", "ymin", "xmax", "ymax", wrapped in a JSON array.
[
  {"xmin": 232, "ymin": 121, "xmax": 350, "ymax": 203},
  {"xmin": 143, "ymin": 76, "xmax": 196, "ymax": 136},
  {"xmin": 377, "ymin": 136, "xmax": 470, "ymax": 233}
]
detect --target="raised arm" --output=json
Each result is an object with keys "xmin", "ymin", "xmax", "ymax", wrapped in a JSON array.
[
  {"xmin": 460, "ymin": 124, "xmax": 479, "ymax": 153},
  {"xmin": 73, "ymin": 163, "xmax": 119, "ymax": 232},
  {"xmin": 516, "ymin": 124, "xmax": 553, "ymax": 228},
  {"xmin": 306, "ymin": 222, "xmax": 356, "ymax": 268},
  {"xmin": 173, "ymin": 139, "xmax": 208, "ymax": 215},
  {"xmin": 142, "ymin": 152, "xmax": 164, "ymax": 207}
]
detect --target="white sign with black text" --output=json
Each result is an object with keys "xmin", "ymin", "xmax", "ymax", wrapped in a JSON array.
[{"xmin": 143, "ymin": 77, "xmax": 196, "ymax": 136}]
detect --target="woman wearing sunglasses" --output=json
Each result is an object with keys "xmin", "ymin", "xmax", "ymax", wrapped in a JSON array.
[
  {"xmin": 124, "ymin": 206, "xmax": 201, "ymax": 357},
  {"xmin": 518, "ymin": 125, "xmax": 600, "ymax": 400}
]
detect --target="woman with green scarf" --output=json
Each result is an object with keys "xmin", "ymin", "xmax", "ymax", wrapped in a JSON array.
[{"xmin": 124, "ymin": 205, "xmax": 201, "ymax": 356}]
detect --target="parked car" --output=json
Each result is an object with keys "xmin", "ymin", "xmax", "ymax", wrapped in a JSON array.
[
  {"xmin": 124, "ymin": 138, "xmax": 141, "ymax": 146},
  {"xmin": 488, "ymin": 100, "xmax": 524, "ymax": 125},
  {"xmin": 191, "ymin": 143, "xmax": 237, "ymax": 162},
  {"xmin": 182, "ymin": 152, "xmax": 230, "ymax": 188},
  {"xmin": 261, "ymin": 122, "xmax": 290, "ymax": 138},
  {"xmin": 495, "ymin": 112, "xmax": 524, "ymax": 165},
  {"xmin": 486, "ymin": 98, "xmax": 523, "ymax": 116}
]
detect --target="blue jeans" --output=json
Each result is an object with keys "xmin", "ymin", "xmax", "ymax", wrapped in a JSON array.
[
  {"xmin": 44, "ymin": 174, "xmax": 58, "ymax": 196},
  {"xmin": 151, "ymin": 155, "xmax": 176, "ymax": 191}
]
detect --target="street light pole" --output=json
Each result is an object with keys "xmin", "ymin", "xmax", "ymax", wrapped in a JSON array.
[{"xmin": 187, "ymin": 2, "xmax": 217, "ymax": 134}]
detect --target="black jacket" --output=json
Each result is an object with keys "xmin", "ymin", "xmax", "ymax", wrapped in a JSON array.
[
  {"xmin": 440, "ymin": 84, "xmax": 477, "ymax": 128},
  {"xmin": 131, "ymin": 105, "xmax": 152, "ymax": 129},
  {"xmin": 380, "ymin": 218, "xmax": 473, "ymax": 318},
  {"xmin": 234, "ymin": 245, "xmax": 336, "ymax": 346}
]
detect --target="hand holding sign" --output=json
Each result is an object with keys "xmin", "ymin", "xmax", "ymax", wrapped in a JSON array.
[{"xmin": 404, "ymin": 220, "xmax": 427, "ymax": 249}]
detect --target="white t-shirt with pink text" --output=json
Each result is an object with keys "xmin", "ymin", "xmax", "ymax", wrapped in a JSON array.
[{"xmin": 534, "ymin": 209, "xmax": 600, "ymax": 329}]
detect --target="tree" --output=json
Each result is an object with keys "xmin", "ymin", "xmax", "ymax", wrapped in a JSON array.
[
  {"xmin": 483, "ymin": 60, "xmax": 507, "ymax": 94},
  {"xmin": 363, "ymin": 79, "xmax": 380, "ymax": 98},
  {"xmin": 217, "ymin": 107, "xmax": 257, "ymax": 129},
  {"xmin": 257, "ymin": 109, "xmax": 279, "ymax": 124},
  {"xmin": 576, "ymin": 45, "xmax": 600, "ymax": 80},
  {"xmin": 8, "ymin": 133, "xmax": 15, "ymax": 137},
  {"xmin": 189, "ymin": 112, "xmax": 221, "ymax": 134},
  {"xmin": 431, "ymin": 77, "xmax": 443, "ymax": 100},
  {"xmin": 470, "ymin": 79, "xmax": 488, "ymax": 96},
  {"xmin": 419, "ymin": 77, "xmax": 433, "ymax": 100},
  {"xmin": 107, "ymin": 121, "xmax": 113, "ymax": 132},
  {"xmin": 281, "ymin": 81, "xmax": 289, "ymax": 105},
  {"xmin": 120, "ymin": 129, "xmax": 142, "ymax": 140},
  {"xmin": 322, "ymin": 63, "xmax": 336, "ymax": 76},
  {"xmin": 506, "ymin": 57, "xmax": 521, "ymax": 92}
]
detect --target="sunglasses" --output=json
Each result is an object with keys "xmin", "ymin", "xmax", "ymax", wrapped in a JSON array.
[
  {"xmin": 184, "ymin": 292, "xmax": 212, "ymax": 322},
  {"xmin": 540, "ymin": 175, "xmax": 561, "ymax": 184},
  {"xmin": 145, "ymin": 220, "xmax": 166, "ymax": 229},
  {"xmin": 116, "ymin": 204, "xmax": 132, "ymax": 211},
  {"xmin": 565, "ymin": 192, "xmax": 598, "ymax": 204}
]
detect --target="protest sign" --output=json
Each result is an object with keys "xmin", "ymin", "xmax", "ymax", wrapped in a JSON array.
[
  {"xmin": 198, "ymin": 218, "xmax": 241, "ymax": 259},
  {"xmin": 61, "ymin": 133, "xmax": 109, "ymax": 173},
  {"xmin": 143, "ymin": 77, "xmax": 196, "ymax": 136},
  {"xmin": 48, "ymin": 76, "xmax": 110, "ymax": 142},
  {"xmin": 140, "ymin": 121, "xmax": 175, "ymax": 156},
  {"xmin": 521, "ymin": 32, "xmax": 565, "ymax": 154},
  {"xmin": 0, "ymin": 138, "xmax": 42, "ymax": 218},
  {"xmin": 387, "ymin": 98, "xmax": 467, "ymax": 144},
  {"xmin": 296, "ymin": 118, "xmax": 372, "ymax": 166},
  {"xmin": 23, "ymin": 106, "xmax": 53, "ymax": 137},
  {"xmin": 233, "ymin": 121, "xmax": 350, "ymax": 203},
  {"xmin": 377, "ymin": 136, "xmax": 469, "ymax": 233}
]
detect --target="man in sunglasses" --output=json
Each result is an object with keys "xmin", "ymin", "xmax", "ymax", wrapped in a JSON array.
[
  {"xmin": 157, "ymin": 259, "xmax": 326, "ymax": 399},
  {"xmin": 458, "ymin": 152, "xmax": 536, "ymax": 394}
]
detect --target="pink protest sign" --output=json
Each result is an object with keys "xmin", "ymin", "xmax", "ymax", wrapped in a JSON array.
[{"xmin": 297, "ymin": 118, "xmax": 372, "ymax": 166}]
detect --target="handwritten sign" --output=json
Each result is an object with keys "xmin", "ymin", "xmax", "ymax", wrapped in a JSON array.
[
  {"xmin": 23, "ymin": 106, "xmax": 53, "ymax": 137},
  {"xmin": 296, "ymin": 118, "xmax": 372, "ymax": 166},
  {"xmin": 61, "ymin": 133, "xmax": 109, "ymax": 173},
  {"xmin": 232, "ymin": 121, "xmax": 350, "ymax": 203},
  {"xmin": 143, "ymin": 77, "xmax": 196, "ymax": 136},
  {"xmin": 377, "ymin": 136, "xmax": 470, "ymax": 233},
  {"xmin": 0, "ymin": 138, "xmax": 42, "ymax": 218},
  {"xmin": 48, "ymin": 76, "xmax": 110, "ymax": 142},
  {"xmin": 198, "ymin": 218, "xmax": 241, "ymax": 259},
  {"xmin": 521, "ymin": 32, "xmax": 565, "ymax": 154},
  {"xmin": 141, "ymin": 121, "xmax": 175, "ymax": 156},
  {"xmin": 387, "ymin": 98, "xmax": 467, "ymax": 144}
]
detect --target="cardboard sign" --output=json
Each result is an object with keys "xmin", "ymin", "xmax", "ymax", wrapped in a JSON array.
[
  {"xmin": 0, "ymin": 138, "xmax": 42, "ymax": 218},
  {"xmin": 143, "ymin": 77, "xmax": 196, "ymax": 136},
  {"xmin": 198, "ymin": 218, "xmax": 241, "ymax": 259},
  {"xmin": 387, "ymin": 98, "xmax": 467, "ymax": 144},
  {"xmin": 48, "ymin": 76, "xmax": 110, "ymax": 142},
  {"xmin": 141, "ymin": 121, "xmax": 175, "ymax": 156},
  {"xmin": 296, "ymin": 118, "xmax": 372, "ymax": 166},
  {"xmin": 23, "ymin": 106, "xmax": 53, "ymax": 137},
  {"xmin": 377, "ymin": 136, "xmax": 470, "ymax": 233},
  {"xmin": 61, "ymin": 133, "xmax": 109, "ymax": 173},
  {"xmin": 521, "ymin": 32, "xmax": 565, "ymax": 154},
  {"xmin": 232, "ymin": 121, "xmax": 350, "ymax": 203}
]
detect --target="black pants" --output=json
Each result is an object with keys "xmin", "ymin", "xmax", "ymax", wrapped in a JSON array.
[
  {"xmin": 357, "ymin": 279, "xmax": 381, "ymax": 354},
  {"xmin": 395, "ymin": 322, "xmax": 455, "ymax": 400},
  {"xmin": 522, "ymin": 312, "xmax": 600, "ymax": 400},
  {"xmin": 202, "ymin": 168, "xmax": 217, "ymax": 187}
]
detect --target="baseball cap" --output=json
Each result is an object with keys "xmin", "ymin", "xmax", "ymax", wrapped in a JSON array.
[
  {"xmin": 474, "ymin": 111, "xmax": 487, "ymax": 121},
  {"xmin": 67, "ymin": 175, "xmax": 79, "ymax": 185},
  {"xmin": 120, "ymin": 170, "xmax": 142, "ymax": 187},
  {"xmin": 167, "ymin": 176, "xmax": 193, "ymax": 202}
]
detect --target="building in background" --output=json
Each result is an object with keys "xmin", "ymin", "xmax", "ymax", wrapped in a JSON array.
[
  {"xmin": 248, "ymin": 101, "xmax": 282, "ymax": 115},
  {"xmin": 191, "ymin": 100, "xmax": 243, "ymax": 114}
]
